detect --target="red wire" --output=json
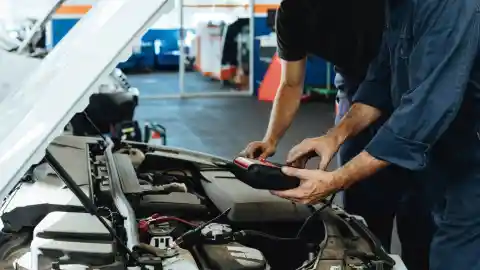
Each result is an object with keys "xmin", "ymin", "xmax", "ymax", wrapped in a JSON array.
[
  {"xmin": 150, "ymin": 216, "xmax": 197, "ymax": 227},
  {"xmin": 138, "ymin": 214, "xmax": 197, "ymax": 233}
]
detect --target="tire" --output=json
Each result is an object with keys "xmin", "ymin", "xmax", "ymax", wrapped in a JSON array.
[
  {"xmin": 0, "ymin": 231, "xmax": 31, "ymax": 269},
  {"xmin": 0, "ymin": 231, "xmax": 53, "ymax": 270}
]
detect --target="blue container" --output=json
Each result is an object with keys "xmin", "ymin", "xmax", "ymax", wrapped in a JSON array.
[{"xmin": 143, "ymin": 29, "xmax": 195, "ymax": 67}]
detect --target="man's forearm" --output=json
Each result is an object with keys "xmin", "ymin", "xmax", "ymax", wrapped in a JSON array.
[
  {"xmin": 332, "ymin": 151, "xmax": 389, "ymax": 189},
  {"xmin": 327, "ymin": 103, "xmax": 382, "ymax": 145},
  {"xmin": 263, "ymin": 84, "xmax": 303, "ymax": 145}
]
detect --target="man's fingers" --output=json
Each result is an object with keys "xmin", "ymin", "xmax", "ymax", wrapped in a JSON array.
[
  {"xmin": 259, "ymin": 149, "xmax": 272, "ymax": 160},
  {"xmin": 239, "ymin": 150, "xmax": 247, "ymax": 157},
  {"xmin": 243, "ymin": 144, "xmax": 260, "ymax": 158},
  {"xmin": 319, "ymin": 158, "xmax": 330, "ymax": 170},
  {"xmin": 271, "ymin": 188, "xmax": 303, "ymax": 200},
  {"xmin": 240, "ymin": 145, "xmax": 254, "ymax": 158},
  {"xmin": 286, "ymin": 146, "xmax": 307, "ymax": 164},
  {"xmin": 281, "ymin": 166, "xmax": 299, "ymax": 177},
  {"xmin": 281, "ymin": 166, "xmax": 318, "ymax": 180}
]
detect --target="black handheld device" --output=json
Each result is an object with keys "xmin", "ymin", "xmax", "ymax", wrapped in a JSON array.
[{"xmin": 228, "ymin": 157, "xmax": 300, "ymax": 191}]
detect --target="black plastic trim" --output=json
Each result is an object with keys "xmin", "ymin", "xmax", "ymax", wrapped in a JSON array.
[
  {"xmin": 36, "ymin": 231, "xmax": 113, "ymax": 243},
  {"xmin": 1, "ymin": 204, "xmax": 85, "ymax": 233}
]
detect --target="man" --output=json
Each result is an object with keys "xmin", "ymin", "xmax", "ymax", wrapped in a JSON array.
[
  {"xmin": 241, "ymin": 0, "xmax": 433, "ymax": 269},
  {"xmin": 273, "ymin": 0, "xmax": 480, "ymax": 269}
]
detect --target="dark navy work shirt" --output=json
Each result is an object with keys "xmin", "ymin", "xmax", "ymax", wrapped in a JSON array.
[{"xmin": 353, "ymin": 0, "xmax": 480, "ymax": 171}]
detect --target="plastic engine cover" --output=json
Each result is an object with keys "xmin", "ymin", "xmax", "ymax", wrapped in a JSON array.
[
  {"xmin": 200, "ymin": 170, "xmax": 311, "ymax": 222},
  {"xmin": 162, "ymin": 248, "xmax": 199, "ymax": 270},
  {"xmin": 199, "ymin": 242, "xmax": 267, "ymax": 270}
]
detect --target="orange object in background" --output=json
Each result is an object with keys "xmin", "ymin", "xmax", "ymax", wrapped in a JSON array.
[
  {"xmin": 220, "ymin": 66, "xmax": 237, "ymax": 81},
  {"xmin": 258, "ymin": 54, "xmax": 282, "ymax": 101}
]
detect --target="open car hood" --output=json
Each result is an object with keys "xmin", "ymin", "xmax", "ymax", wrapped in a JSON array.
[
  {"xmin": 0, "ymin": 0, "xmax": 67, "ymax": 53},
  {"xmin": 0, "ymin": 0, "xmax": 174, "ymax": 203}
]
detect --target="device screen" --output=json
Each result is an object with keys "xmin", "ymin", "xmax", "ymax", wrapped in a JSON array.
[{"xmin": 233, "ymin": 157, "xmax": 279, "ymax": 169}]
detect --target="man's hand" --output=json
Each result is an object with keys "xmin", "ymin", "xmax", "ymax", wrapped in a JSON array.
[
  {"xmin": 286, "ymin": 135, "xmax": 340, "ymax": 169},
  {"xmin": 240, "ymin": 59, "xmax": 306, "ymax": 160},
  {"xmin": 271, "ymin": 167, "xmax": 341, "ymax": 204},
  {"xmin": 240, "ymin": 140, "xmax": 276, "ymax": 159},
  {"xmin": 273, "ymin": 151, "xmax": 390, "ymax": 204}
]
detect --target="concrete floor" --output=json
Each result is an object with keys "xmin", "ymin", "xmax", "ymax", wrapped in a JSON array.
[
  {"xmin": 129, "ymin": 70, "xmax": 243, "ymax": 95},
  {"xmin": 130, "ymin": 71, "xmax": 401, "ymax": 255},
  {"xmin": 135, "ymin": 97, "xmax": 335, "ymax": 165}
]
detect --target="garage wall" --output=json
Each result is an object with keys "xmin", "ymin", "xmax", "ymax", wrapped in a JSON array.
[
  {"xmin": 251, "ymin": 0, "xmax": 277, "ymax": 93},
  {"xmin": 0, "ymin": 0, "xmax": 86, "ymax": 23},
  {"xmin": 1, "ymin": 0, "xmax": 251, "ymax": 29},
  {"xmin": 252, "ymin": 0, "xmax": 277, "ymax": 34},
  {"xmin": 39, "ymin": 0, "xmax": 253, "ymax": 69},
  {"xmin": 45, "ymin": 0, "xmax": 250, "ymax": 46},
  {"xmin": 251, "ymin": 0, "xmax": 335, "ymax": 94}
]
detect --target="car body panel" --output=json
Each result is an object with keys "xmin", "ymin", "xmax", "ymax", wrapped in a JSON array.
[{"xmin": 0, "ymin": 0, "xmax": 174, "ymax": 203}]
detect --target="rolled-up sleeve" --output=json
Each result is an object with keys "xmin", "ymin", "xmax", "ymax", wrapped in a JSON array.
[
  {"xmin": 352, "ymin": 33, "xmax": 393, "ymax": 114},
  {"xmin": 365, "ymin": 2, "xmax": 480, "ymax": 170}
]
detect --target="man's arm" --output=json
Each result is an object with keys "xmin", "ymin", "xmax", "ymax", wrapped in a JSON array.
[
  {"xmin": 323, "ymin": 34, "xmax": 394, "ymax": 187},
  {"xmin": 326, "ymin": 103, "xmax": 383, "ymax": 146},
  {"xmin": 334, "ymin": 1, "xmax": 480, "ymax": 188},
  {"xmin": 263, "ymin": 59, "xmax": 306, "ymax": 145},
  {"xmin": 262, "ymin": 3, "xmax": 307, "ymax": 145},
  {"xmin": 326, "ymin": 32, "xmax": 393, "ymax": 146}
]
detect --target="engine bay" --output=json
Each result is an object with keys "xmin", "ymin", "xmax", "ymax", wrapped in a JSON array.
[{"xmin": 0, "ymin": 135, "xmax": 396, "ymax": 270}]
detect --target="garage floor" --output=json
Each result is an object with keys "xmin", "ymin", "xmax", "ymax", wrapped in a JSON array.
[
  {"xmin": 135, "ymin": 97, "xmax": 335, "ymax": 164},
  {"xmin": 129, "ymin": 71, "xmax": 245, "ymax": 95},
  {"xmin": 130, "ymin": 71, "xmax": 336, "ymax": 164},
  {"xmin": 130, "ymin": 72, "xmax": 402, "ymax": 255}
]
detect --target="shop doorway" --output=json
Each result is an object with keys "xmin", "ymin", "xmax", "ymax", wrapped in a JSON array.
[{"xmin": 140, "ymin": 0, "xmax": 255, "ymax": 99}]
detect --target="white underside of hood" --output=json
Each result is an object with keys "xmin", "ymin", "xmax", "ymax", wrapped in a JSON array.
[{"xmin": 0, "ymin": 0, "xmax": 174, "ymax": 202}]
